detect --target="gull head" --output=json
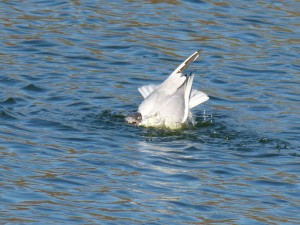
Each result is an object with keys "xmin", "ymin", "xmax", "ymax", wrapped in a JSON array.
[{"xmin": 125, "ymin": 112, "xmax": 142, "ymax": 125}]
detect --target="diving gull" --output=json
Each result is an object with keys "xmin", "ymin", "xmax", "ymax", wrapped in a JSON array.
[{"xmin": 126, "ymin": 50, "xmax": 209, "ymax": 129}]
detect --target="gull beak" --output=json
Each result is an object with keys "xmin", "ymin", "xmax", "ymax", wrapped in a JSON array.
[{"xmin": 125, "ymin": 112, "xmax": 142, "ymax": 125}]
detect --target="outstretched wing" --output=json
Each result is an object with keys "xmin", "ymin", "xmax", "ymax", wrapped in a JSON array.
[
  {"xmin": 138, "ymin": 84, "xmax": 159, "ymax": 99},
  {"xmin": 170, "ymin": 50, "xmax": 201, "ymax": 77},
  {"xmin": 158, "ymin": 50, "xmax": 201, "ymax": 96}
]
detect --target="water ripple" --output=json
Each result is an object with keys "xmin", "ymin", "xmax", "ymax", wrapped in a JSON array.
[{"xmin": 0, "ymin": 0, "xmax": 299, "ymax": 224}]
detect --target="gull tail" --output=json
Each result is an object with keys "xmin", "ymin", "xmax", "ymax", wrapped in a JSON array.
[{"xmin": 182, "ymin": 73, "xmax": 195, "ymax": 123}]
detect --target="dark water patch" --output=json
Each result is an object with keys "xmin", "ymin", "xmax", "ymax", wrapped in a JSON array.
[
  {"xmin": 28, "ymin": 0, "xmax": 69, "ymax": 8},
  {"xmin": 0, "ymin": 97, "xmax": 29, "ymax": 110},
  {"xmin": 136, "ymin": 111, "xmax": 297, "ymax": 155},
  {"xmin": 54, "ymin": 136, "xmax": 94, "ymax": 143},
  {"xmin": 46, "ymin": 96, "xmax": 72, "ymax": 103},
  {"xmin": 95, "ymin": 109, "xmax": 127, "ymax": 126},
  {"xmin": 258, "ymin": 137, "xmax": 293, "ymax": 151},
  {"xmin": 247, "ymin": 152, "xmax": 282, "ymax": 158},
  {"xmin": 183, "ymin": 0, "xmax": 207, "ymax": 5},
  {"xmin": 0, "ymin": 77, "xmax": 22, "ymax": 86},
  {"xmin": 22, "ymin": 84, "xmax": 46, "ymax": 93},
  {"xmin": 211, "ymin": 78, "xmax": 228, "ymax": 85},
  {"xmin": 108, "ymin": 61, "xmax": 133, "ymax": 66},
  {"xmin": 102, "ymin": 45, "xmax": 132, "ymax": 50},
  {"xmin": 258, "ymin": 137, "xmax": 273, "ymax": 144},
  {"xmin": 92, "ymin": 96, "xmax": 114, "ymax": 100},
  {"xmin": 64, "ymin": 55, "xmax": 99, "ymax": 62},
  {"xmin": 0, "ymin": 97, "xmax": 17, "ymax": 105},
  {"xmin": 290, "ymin": 152, "xmax": 300, "ymax": 157},
  {"xmin": 0, "ymin": 108, "xmax": 18, "ymax": 121},
  {"xmin": 249, "ymin": 179, "xmax": 296, "ymax": 188},
  {"xmin": 241, "ymin": 18, "xmax": 274, "ymax": 26},
  {"xmin": 20, "ymin": 39, "xmax": 58, "ymax": 48},
  {"xmin": 212, "ymin": 169, "xmax": 235, "ymax": 176},
  {"xmin": 66, "ymin": 101, "xmax": 91, "ymax": 108}
]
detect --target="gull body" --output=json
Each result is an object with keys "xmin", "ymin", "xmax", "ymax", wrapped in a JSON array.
[{"xmin": 126, "ymin": 50, "xmax": 209, "ymax": 129}]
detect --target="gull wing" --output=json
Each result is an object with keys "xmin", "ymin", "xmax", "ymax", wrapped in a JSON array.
[
  {"xmin": 169, "ymin": 50, "xmax": 201, "ymax": 77},
  {"xmin": 189, "ymin": 89, "xmax": 209, "ymax": 109},
  {"xmin": 158, "ymin": 50, "xmax": 201, "ymax": 96},
  {"xmin": 138, "ymin": 84, "xmax": 159, "ymax": 99}
]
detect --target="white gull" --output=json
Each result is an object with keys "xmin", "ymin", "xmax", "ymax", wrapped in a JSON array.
[{"xmin": 126, "ymin": 50, "xmax": 209, "ymax": 129}]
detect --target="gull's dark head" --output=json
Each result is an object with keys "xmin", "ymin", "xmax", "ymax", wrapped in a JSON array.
[{"xmin": 125, "ymin": 112, "xmax": 142, "ymax": 125}]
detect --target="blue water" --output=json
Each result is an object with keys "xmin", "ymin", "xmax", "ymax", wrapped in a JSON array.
[{"xmin": 0, "ymin": 0, "xmax": 299, "ymax": 224}]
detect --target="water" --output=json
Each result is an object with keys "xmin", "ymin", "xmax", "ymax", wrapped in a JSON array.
[{"xmin": 0, "ymin": 0, "xmax": 299, "ymax": 224}]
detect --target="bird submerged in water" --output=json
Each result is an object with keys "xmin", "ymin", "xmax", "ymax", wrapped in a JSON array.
[{"xmin": 126, "ymin": 50, "xmax": 209, "ymax": 129}]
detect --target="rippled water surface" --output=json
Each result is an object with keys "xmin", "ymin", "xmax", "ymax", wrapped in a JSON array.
[{"xmin": 1, "ymin": 0, "xmax": 300, "ymax": 224}]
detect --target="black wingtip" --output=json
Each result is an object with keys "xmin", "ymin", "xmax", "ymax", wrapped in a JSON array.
[{"xmin": 178, "ymin": 51, "xmax": 201, "ymax": 74}]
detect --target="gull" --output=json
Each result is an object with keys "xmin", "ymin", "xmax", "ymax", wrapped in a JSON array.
[{"xmin": 126, "ymin": 50, "xmax": 209, "ymax": 129}]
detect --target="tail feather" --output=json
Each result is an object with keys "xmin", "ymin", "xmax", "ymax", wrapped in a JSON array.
[
  {"xmin": 189, "ymin": 89, "xmax": 209, "ymax": 109},
  {"xmin": 182, "ymin": 74, "xmax": 194, "ymax": 123}
]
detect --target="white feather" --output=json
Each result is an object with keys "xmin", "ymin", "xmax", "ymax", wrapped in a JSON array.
[
  {"xmin": 138, "ymin": 84, "xmax": 159, "ymax": 99},
  {"xmin": 169, "ymin": 50, "xmax": 200, "ymax": 78},
  {"xmin": 182, "ymin": 74, "xmax": 194, "ymax": 123},
  {"xmin": 189, "ymin": 90, "xmax": 209, "ymax": 109},
  {"xmin": 158, "ymin": 74, "xmax": 186, "ymax": 96}
]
